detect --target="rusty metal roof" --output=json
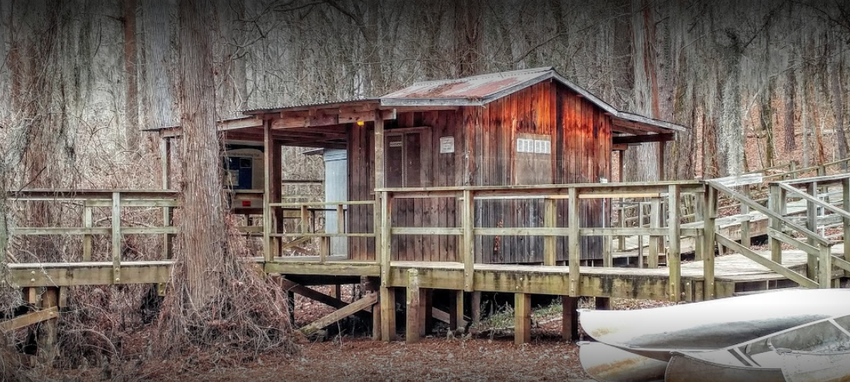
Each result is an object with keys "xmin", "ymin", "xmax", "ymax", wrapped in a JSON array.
[
  {"xmin": 381, "ymin": 67, "xmax": 554, "ymax": 106},
  {"xmin": 381, "ymin": 67, "xmax": 685, "ymax": 132}
]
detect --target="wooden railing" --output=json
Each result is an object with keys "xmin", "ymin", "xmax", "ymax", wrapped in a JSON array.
[
  {"xmin": 705, "ymin": 174, "xmax": 850, "ymax": 292},
  {"xmin": 377, "ymin": 182, "xmax": 704, "ymax": 300},
  {"xmin": 263, "ymin": 200, "xmax": 376, "ymax": 263},
  {"xmin": 3, "ymin": 189, "xmax": 179, "ymax": 282}
]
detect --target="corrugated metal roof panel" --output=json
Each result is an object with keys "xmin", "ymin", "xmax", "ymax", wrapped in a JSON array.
[
  {"xmin": 381, "ymin": 67, "xmax": 553, "ymax": 103},
  {"xmin": 241, "ymin": 97, "xmax": 379, "ymax": 115}
]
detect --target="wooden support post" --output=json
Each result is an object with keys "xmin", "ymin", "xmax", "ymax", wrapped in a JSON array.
[
  {"xmin": 462, "ymin": 189, "xmax": 475, "ymax": 291},
  {"xmin": 703, "ymin": 185, "xmax": 717, "ymax": 300},
  {"xmin": 561, "ymin": 296, "xmax": 579, "ymax": 342},
  {"xmin": 83, "ymin": 206, "xmax": 93, "ymax": 261},
  {"xmin": 37, "ymin": 287, "xmax": 59, "ymax": 365},
  {"xmin": 300, "ymin": 205, "xmax": 309, "ymax": 233},
  {"xmin": 843, "ymin": 178, "xmax": 850, "ymax": 276},
  {"xmin": 769, "ymin": 184, "xmax": 784, "ymax": 263},
  {"xmin": 270, "ymin": 141, "xmax": 283, "ymax": 257},
  {"xmin": 806, "ymin": 182, "xmax": 819, "ymax": 280},
  {"xmin": 374, "ymin": 111, "xmax": 385, "ymax": 268},
  {"xmin": 406, "ymin": 269, "xmax": 421, "ymax": 344},
  {"xmin": 544, "ymin": 198, "xmax": 556, "ymax": 266},
  {"xmin": 111, "ymin": 192, "xmax": 121, "ymax": 283},
  {"xmin": 819, "ymin": 245, "xmax": 832, "ymax": 289},
  {"xmin": 380, "ymin": 192, "xmax": 392, "ymax": 287},
  {"xmin": 568, "ymin": 188, "xmax": 580, "ymax": 296},
  {"xmin": 364, "ymin": 277, "xmax": 381, "ymax": 340},
  {"xmin": 657, "ymin": 141, "xmax": 666, "ymax": 181},
  {"xmin": 449, "ymin": 290, "xmax": 464, "ymax": 331},
  {"xmin": 380, "ymin": 286, "xmax": 396, "ymax": 341},
  {"xmin": 668, "ymin": 185, "xmax": 682, "ymax": 302},
  {"xmin": 514, "ymin": 293, "xmax": 531, "ymax": 344},
  {"xmin": 471, "ymin": 291, "xmax": 481, "ymax": 326},
  {"xmin": 740, "ymin": 186, "xmax": 751, "ymax": 248},
  {"xmin": 422, "ymin": 289, "xmax": 433, "ymax": 336},
  {"xmin": 694, "ymin": 192, "xmax": 705, "ymax": 261},
  {"xmin": 648, "ymin": 199, "xmax": 660, "ymax": 268},
  {"xmin": 160, "ymin": 137, "xmax": 172, "ymax": 260},
  {"xmin": 262, "ymin": 119, "xmax": 273, "ymax": 262},
  {"xmin": 617, "ymin": 150, "xmax": 626, "ymax": 251},
  {"xmin": 287, "ymin": 290, "xmax": 295, "ymax": 325},
  {"xmin": 595, "ymin": 297, "xmax": 611, "ymax": 310}
]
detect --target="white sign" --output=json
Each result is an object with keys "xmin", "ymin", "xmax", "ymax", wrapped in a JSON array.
[
  {"xmin": 440, "ymin": 136, "xmax": 455, "ymax": 153},
  {"xmin": 517, "ymin": 138, "xmax": 551, "ymax": 154}
]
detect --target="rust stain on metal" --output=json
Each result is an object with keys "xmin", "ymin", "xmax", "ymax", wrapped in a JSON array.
[{"xmin": 586, "ymin": 356, "xmax": 644, "ymax": 376}]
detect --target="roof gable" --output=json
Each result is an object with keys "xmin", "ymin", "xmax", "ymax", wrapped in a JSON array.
[{"xmin": 380, "ymin": 67, "xmax": 685, "ymax": 132}]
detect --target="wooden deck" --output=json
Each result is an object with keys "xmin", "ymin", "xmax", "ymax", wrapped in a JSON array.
[
  {"xmin": 8, "ymin": 247, "xmax": 844, "ymax": 302},
  {"xmin": 3, "ymin": 172, "xmax": 850, "ymax": 347}
]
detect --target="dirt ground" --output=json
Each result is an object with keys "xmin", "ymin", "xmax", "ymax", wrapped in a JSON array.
[{"xmin": 44, "ymin": 285, "xmax": 678, "ymax": 382}]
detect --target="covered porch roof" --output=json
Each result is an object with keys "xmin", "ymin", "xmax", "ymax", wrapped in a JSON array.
[{"xmin": 146, "ymin": 68, "xmax": 685, "ymax": 149}]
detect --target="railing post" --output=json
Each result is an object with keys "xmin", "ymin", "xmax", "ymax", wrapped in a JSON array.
[
  {"xmin": 462, "ymin": 189, "xmax": 474, "ymax": 292},
  {"xmin": 648, "ymin": 198, "xmax": 660, "ymax": 268},
  {"xmin": 617, "ymin": 198, "xmax": 625, "ymax": 251},
  {"xmin": 819, "ymin": 245, "xmax": 832, "ymax": 289},
  {"xmin": 668, "ymin": 185, "xmax": 681, "ymax": 302},
  {"xmin": 568, "ymin": 187, "xmax": 580, "ymax": 297},
  {"xmin": 703, "ymin": 185, "xmax": 717, "ymax": 300},
  {"xmin": 380, "ymin": 192, "xmax": 392, "ymax": 287},
  {"xmin": 543, "ymin": 197, "xmax": 556, "ymax": 266},
  {"xmin": 262, "ymin": 119, "xmax": 273, "ymax": 262},
  {"xmin": 160, "ymin": 137, "xmax": 172, "ymax": 261},
  {"xmin": 841, "ymin": 176, "xmax": 850, "ymax": 276},
  {"xmin": 806, "ymin": 182, "xmax": 819, "ymax": 280},
  {"xmin": 694, "ymin": 191, "xmax": 705, "ymax": 261},
  {"xmin": 111, "ymin": 192, "xmax": 121, "ymax": 283},
  {"xmin": 83, "ymin": 205, "xmax": 93, "ymax": 262},
  {"xmin": 768, "ymin": 184, "xmax": 785, "ymax": 263},
  {"xmin": 740, "ymin": 185, "xmax": 751, "ymax": 248}
]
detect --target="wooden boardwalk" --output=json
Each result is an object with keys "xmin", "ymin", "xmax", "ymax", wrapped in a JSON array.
[{"xmin": 3, "ymin": 172, "xmax": 849, "ymax": 348}]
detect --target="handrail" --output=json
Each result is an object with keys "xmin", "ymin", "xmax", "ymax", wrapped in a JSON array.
[
  {"xmin": 381, "ymin": 182, "xmax": 695, "ymax": 301},
  {"xmin": 706, "ymin": 181, "xmax": 829, "ymax": 246},
  {"xmin": 776, "ymin": 183, "xmax": 850, "ymax": 221},
  {"xmin": 3, "ymin": 190, "xmax": 180, "ymax": 283}
]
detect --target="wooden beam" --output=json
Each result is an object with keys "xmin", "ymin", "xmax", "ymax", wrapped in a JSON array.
[
  {"xmin": 380, "ymin": 286, "xmax": 396, "ymax": 341},
  {"xmin": 514, "ymin": 293, "xmax": 531, "ymax": 344},
  {"xmin": 703, "ymin": 185, "xmax": 717, "ymax": 300},
  {"xmin": 37, "ymin": 287, "xmax": 59, "ymax": 364},
  {"xmin": 279, "ymin": 278, "xmax": 371, "ymax": 320},
  {"xmin": 0, "ymin": 307, "xmax": 59, "ymax": 332},
  {"xmin": 111, "ymin": 192, "xmax": 122, "ymax": 283},
  {"xmin": 568, "ymin": 188, "xmax": 580, "ymax": 296},
  {"xmin": 299, "ymin": 293, "xmax": 377, "ymax": 336},
  {"xmin": 544, "ymin": 198, "xmax": 556, "ymax": 266},
  {"xmin": 263, "ymin": 119, "xmax": 273, "ymax": 262},
  {"xmin": 612, "ymin": 133, "xmax": 674, "ymax": 145},
  {"xmin": 668, "ymin": 185, "xmax": 682, "ymax": 302},
  {"xmin": 406, "ymin": 269, "xmax": 421, "ymax": 343},
  {"xmin": 462, "ymin": 189, "xmax": 475, "ymax": 291},
  {"xmin": 432, "ymin": 306, "xmax": 467, "ymax": 328},
  {"xmin": 715, "ymin": 234, "xmax": 818, "ymax": 288},
  {"xmin": 561, "ymin": 296, "xmax": 579, "ymax": 342}
]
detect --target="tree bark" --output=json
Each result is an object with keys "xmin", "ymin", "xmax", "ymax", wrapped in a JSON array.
[
  {"xmin": 176, "ymin": 0, "xmax": 225, "ymax": 309},
  {"xmin": 123, "ymin": 0, "xmax": 139, "ymax": 151}
]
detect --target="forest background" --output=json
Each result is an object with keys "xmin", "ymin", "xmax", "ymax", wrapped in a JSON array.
[
  {"xmin": 3, "ymin": 0, "xmax": 850, "ymax": 192},
  {"xmin": 2, "ymin": 0, "xmax": 850, "ymax": 376}
]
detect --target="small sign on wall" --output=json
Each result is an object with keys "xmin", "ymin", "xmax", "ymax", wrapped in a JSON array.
[
  {"xmin": 440, "ymin": 136, "xmax": 455, "ymax": 153},
  {"xmin": 516, "ymin": 137, "xmax": 551, "ymax": 154}
]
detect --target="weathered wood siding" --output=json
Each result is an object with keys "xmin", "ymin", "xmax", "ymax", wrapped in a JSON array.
[{"xmin": 347, "ymin": 80, "xmax": 611, "ymax": 263}]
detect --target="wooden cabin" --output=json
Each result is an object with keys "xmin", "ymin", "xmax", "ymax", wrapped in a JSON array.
[{"xmin": 153, "ymin": 67, "xmax": 684, "ymax": 265}]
